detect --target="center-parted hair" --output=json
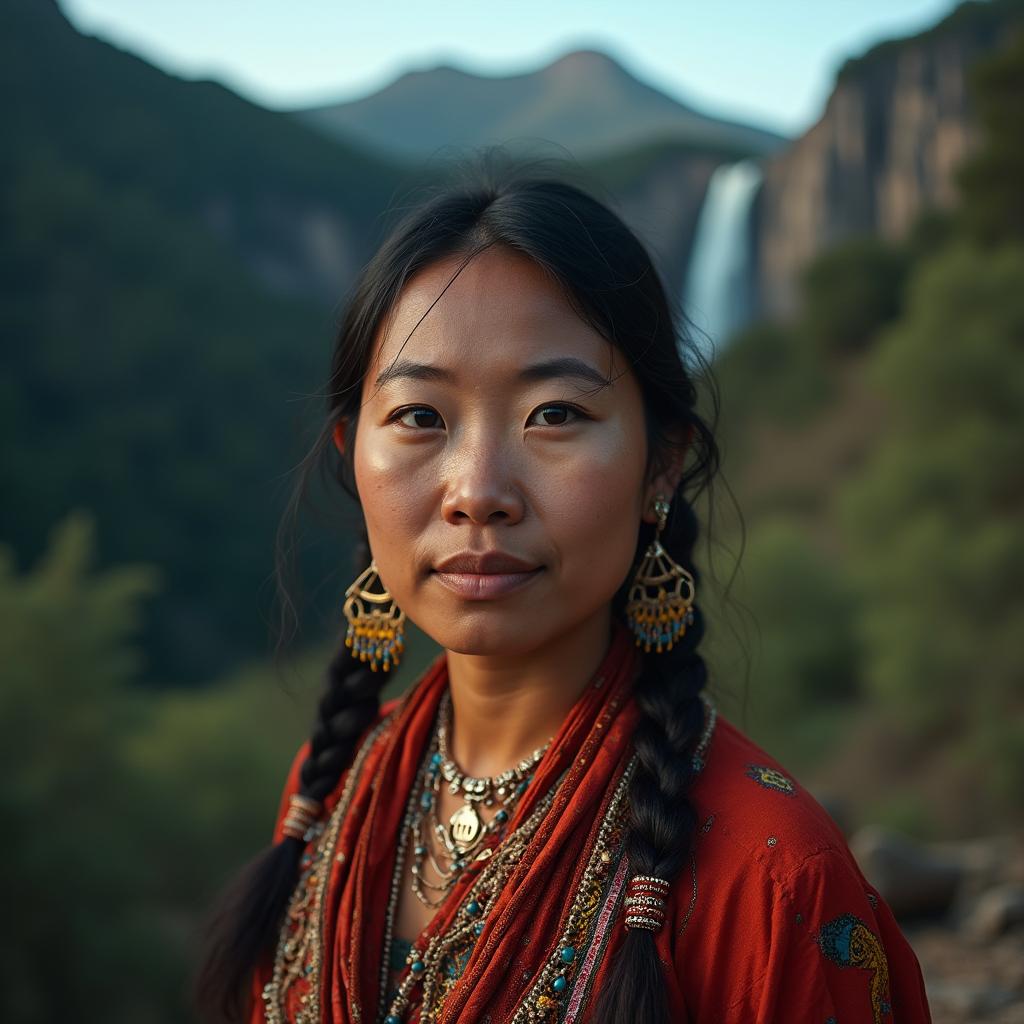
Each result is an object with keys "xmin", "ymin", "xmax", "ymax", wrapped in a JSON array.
[{"xmin": 193, "ymin": 154, "xmax": 724, "ymax": 1024}]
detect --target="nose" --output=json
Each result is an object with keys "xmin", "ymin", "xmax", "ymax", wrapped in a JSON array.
[{"xmin": 440, "ymin": 438, "xmax": 526, "ymax": 526}]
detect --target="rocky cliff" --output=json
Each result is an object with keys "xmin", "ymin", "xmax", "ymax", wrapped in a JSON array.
[
  {"xmin": 589, "ymin": 142, "xmax": 730, "ymax": 302},
  {"xmin": 755, "ymin": 0, "xmax": 1024, "ymax": 318}
]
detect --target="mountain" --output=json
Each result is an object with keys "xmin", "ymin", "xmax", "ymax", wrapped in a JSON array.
[
  {"xmin": 755, "ymin": 0, "xmax": 1024, "ymax": 317},
  {"xmin": 12, "ymin": 0, "xmax": 410, "ymax": 306},
  {"xmin": 2, "ymin": 0, "xmax": 764, "ymax": 684},
  {"xmin": 292, "ymin": 48, "xmax": 787, "ymax": 162},
  {"xmin": 2, "ymin": 0, "xmax": 413, "ymax": 682},
  {"xmin": 16, "ymin": 0, "xmax": 1014, "ymax": 687}
]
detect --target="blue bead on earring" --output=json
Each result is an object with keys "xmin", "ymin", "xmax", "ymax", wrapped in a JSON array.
[{"xmin": 624, "ymin": 496, "xmax": 696, "ymax": 654}]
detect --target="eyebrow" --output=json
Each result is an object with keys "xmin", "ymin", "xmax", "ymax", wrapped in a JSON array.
[{"xmin": 374, "ymin": 356, "xmax": 611, "ymax": 390}]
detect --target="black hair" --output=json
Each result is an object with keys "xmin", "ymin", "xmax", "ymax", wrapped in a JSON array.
[{"xmin": 192, "ymin": 152, "xmax": 726, "ymax": 1024}]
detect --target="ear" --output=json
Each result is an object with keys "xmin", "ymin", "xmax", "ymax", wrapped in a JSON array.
[
  {"xmin": 332, "ymin": 420, "xmax": 346, "ymax": 457},
  {"xmin": 641, "ymin": 423, "xmax": 694, "ymax": 523}
]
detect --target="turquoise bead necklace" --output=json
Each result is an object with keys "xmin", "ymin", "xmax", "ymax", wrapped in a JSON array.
[
  {"xmin": 379, "ymin": 763, "xmax": 567, "ymax": 1024},
  {"xmin": 410, "ymin": 688, "xmax": 552, "ymax": 908}
]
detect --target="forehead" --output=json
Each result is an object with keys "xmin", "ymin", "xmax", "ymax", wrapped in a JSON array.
[{"xmin": 367, "ymin": 246, "xmax": 621, "ymax": 382}]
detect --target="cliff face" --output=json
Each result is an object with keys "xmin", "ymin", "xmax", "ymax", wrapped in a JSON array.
[
  {"xmin": 755, "ymin": 2, "xmax": 1022, "ymax": 318},
  {"xmin": 610, "ymin": 150, "xmax": 725, "ymax": 301}
]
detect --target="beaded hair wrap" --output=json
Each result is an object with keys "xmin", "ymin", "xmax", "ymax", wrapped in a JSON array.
[
  {"xmin": 624, "ymin": 874, "xmax": 671, "ymax": 931},
  {"xmin": 280, "ymin": 794, "xmax": 323, "ymax": 841}
]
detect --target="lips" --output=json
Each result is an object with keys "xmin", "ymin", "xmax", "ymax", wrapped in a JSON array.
[
  {"xmin": 432, "ymin": 551, "xmax": 541, "ymax": 574},
  {"xmin": 430, "ymin": 550, "xmax": 544, "ymax": 600}
]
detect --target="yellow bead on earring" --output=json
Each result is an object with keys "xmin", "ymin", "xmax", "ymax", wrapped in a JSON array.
[
  {"xmin": 625, "ymin": 495, "xmax": 696, "ymax": 654},
  {"xmin": 342, "ymin": 559, "xmax": 406, "ymax": 672}
]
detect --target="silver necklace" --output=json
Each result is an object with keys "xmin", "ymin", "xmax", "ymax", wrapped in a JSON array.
[
  {"xmin": 409, "ymin": 689, "xmax": 553, "ymax": 907},
  {"xmin": 436, "ymin": 689, "xmax": 551, "ymax": 855}
]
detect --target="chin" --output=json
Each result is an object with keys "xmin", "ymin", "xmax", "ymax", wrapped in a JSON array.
[{"xmin": 421, "ymin": 610, "xmax": 554, "ymax": 658}]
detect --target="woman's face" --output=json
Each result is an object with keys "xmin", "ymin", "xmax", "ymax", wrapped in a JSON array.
[{"xmin": 345, "ymin": 245, "xmax": 672, "ymax": 657}]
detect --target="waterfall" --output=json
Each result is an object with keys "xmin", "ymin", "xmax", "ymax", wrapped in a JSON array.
[{"xmin": 682, "ymin": 159, "xmax": 763, "ymax": 365}]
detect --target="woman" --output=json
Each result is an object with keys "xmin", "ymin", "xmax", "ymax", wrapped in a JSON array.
[{"xmin": 194, "ymin": 165, "xmax": 932, "ymax": 1023}]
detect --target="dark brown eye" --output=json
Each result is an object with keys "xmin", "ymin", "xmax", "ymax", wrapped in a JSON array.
[
  {"xmin": 530, "ymin": 404, "xmax": 581, "ymax": 427},
  {"xmin": 395, "ymin": 407, "xmax": 442, "ymax": 429}
]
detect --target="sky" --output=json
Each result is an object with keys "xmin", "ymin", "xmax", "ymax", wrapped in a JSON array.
[{"xmin": 60, "ymin": 0, "xmax": 961, "ymax": 136}]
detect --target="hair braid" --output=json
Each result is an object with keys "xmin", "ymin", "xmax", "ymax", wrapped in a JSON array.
[
  {"xmin": 593, "ymin": 498, "xmax": 710, "ymax": 1024},
  {"xmin": 299, "ymin": 643, "xmax": 384, "ymax": 802},
  {"xmin": 192, "ymin": 544, "xmax": 387, "ymax": 1023}
]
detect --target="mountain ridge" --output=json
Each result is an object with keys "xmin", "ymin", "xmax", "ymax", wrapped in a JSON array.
[{"xmin": 293, "ymin": 46, "xmax": 787, "ymax": 162}]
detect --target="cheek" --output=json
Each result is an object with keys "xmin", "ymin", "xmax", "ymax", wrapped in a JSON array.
[
  {"xmin": 353, "ymin": 430, "xmax": 430, "ymax": 557},
  {"xmin": 540, "ymin": 432, "xmax": 645, "ymax": 577}
]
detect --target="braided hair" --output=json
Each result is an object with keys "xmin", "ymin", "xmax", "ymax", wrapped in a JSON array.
[
  {"xmin": 192, "ymin": 151, "xmax": 725, "ymax": 1023},
  {"xmin": 596, "ymin": 500, "xmax": 711, "ymax": 1024},
  {"xmin": 191, "ymin": 537, "xmax": 389, "ymax": 1022}
]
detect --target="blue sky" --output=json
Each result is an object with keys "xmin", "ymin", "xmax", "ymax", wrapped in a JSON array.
[{"xmin": 60, "ymin": 0, "xmax": 961, "ymax": 136}]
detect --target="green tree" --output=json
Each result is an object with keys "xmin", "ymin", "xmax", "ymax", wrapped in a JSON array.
[
  {"xmin": 0, "ymin": 511, "xmax": 165, "ymax": 1020},
  {"xmin": 707, "ymin": 519, "xmax": 860, "ymax": 772},
  {"xmin": 957, "ymin": 27, "xmax": 1024, "ymax": 244},
  {"xmin": 800, "ymin": 237, "xmax": 910, "ymax": 354},
  {"xmin": 0, "ymin": 509, "xmax": 335, "ymax": 1019},
  {"xmin": 711, "ymin": 320, "xmax": 833, "ymax": 433},
  {"xmin": 839, "ymin": 243, "xmax": 1024, "ymax": 825}
]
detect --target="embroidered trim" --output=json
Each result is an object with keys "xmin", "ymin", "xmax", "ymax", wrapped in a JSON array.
[
  {"xmin": 509, "ymin": 691, "xmax": 718, "ymax": 1021},
  {"xmin": 509, "ymin": 755, "xmax": 637, "ymax": 1024},
  {"xmin": 262, "ymin": 711, "xmax": 398, "ymax": 1024},
  {"xmin": 565, "ymin": 850, "xmax": 630, "ymax": 1022},
  {"xmin": 674, "ymin": 851, "xmax": 698, "ymax": 938},
  {"xmin": 376, "ymin": 757, "xmax": 424, "ymax": 1015},
  {"xmin": 389, "ymin": 775, "xmax": 567, "ymax": 1023}
]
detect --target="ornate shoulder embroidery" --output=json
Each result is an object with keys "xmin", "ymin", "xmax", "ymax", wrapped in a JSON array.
[
  {"xmin": 262, "ymin": 712, "xmax": 397, "ymax": 1024},
  {"xmin": 744, "ymin": 763, "xmax": 797, "ymax": 796},
  {"xmin": 817, "ymin": 912, "xmax": 893, "ymax": 1023}
]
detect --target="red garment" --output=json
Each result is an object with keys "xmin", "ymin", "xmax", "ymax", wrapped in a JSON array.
[{"xmin": 252, "ymin": 619, "xmax": 932, "ymax": 1023}]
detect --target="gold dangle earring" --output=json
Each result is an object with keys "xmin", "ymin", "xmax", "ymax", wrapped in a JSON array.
[
  {"xmin": 625, "ymin": 495, "xmax": 696, "ymax": 654},
  {"xmin": 342, "ymin": 559, "xmax": 406, "ymax": 672}
]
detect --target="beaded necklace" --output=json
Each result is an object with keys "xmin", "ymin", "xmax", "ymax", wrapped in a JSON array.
[
  {"xmin": 409, "ymin": 689, "xmax": 552, "ymax": 907},
  {"xmin": 263, "ymin": 679, "xmax": 718, "ymax": 1024},
  {"xmin": 378, "ymin": 744, "xmax": 568, "ymax": 1023},
  {"xmin": 376, "ymin": 689, "xmax": 560, "ymax": 1021}
]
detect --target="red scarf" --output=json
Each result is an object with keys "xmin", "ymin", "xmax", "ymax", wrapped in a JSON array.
[
  {"xmin": 259, "ymin": 618, "xmax": 641, "ymax": 1024},
  {"xmin": 258, "ymin": 618, "xmax": 937, "ymax": 1024}
]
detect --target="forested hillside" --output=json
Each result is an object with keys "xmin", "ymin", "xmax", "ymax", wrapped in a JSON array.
[{"xmin": 1, "ymin": 0, "xmax": 409, "ymax": 682}]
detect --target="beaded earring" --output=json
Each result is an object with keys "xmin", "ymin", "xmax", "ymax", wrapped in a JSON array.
[
  {"xmin": 624, "ymin": 495, "xmax": 696, "ymax": 654},
  {"xmin": 343, "ymin": 559, "xmax": 406, "ymax": 672}
]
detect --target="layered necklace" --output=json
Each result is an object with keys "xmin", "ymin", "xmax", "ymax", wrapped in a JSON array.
[
  {"xmin": 377, "ymin": 689, "xmax": 571, "ymax": 1024},
  {"xmin": 408, "ymin": 688, "xmax": 554, "ymax": 907}
]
